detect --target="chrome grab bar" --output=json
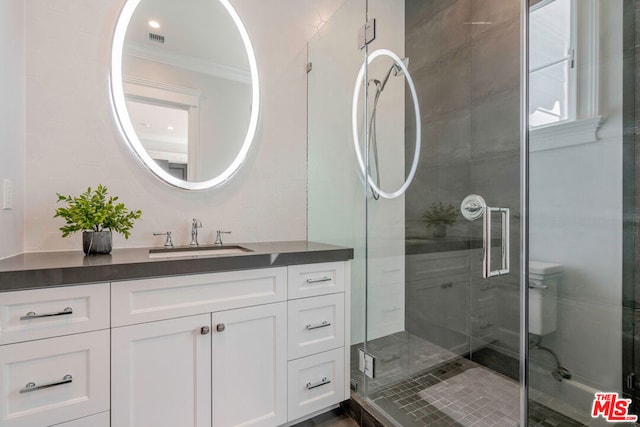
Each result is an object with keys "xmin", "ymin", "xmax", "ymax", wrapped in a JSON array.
[
  {"xmin": 306, "ymin": 276, "xmax": 331, "ymax": 284},
  {"xmin": 306, "ymin": 321, "xmax": 331, "ymax": 330},
  {"xmin": 20, "ymin": 374, "xmax": 73, "ymax": 393},
  {"xmin": 306, "ymin": 377, "xmax": 331, "ymax": 390},
  {"xmin": 20, "ymin": 307, "xmax": 73, "ymax": 320},
  {"xmin": 483, "ymin": 206, "xmax": 510, "ymax": 278}
]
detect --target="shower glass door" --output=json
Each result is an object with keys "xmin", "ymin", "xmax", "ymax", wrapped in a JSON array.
[
  {"xmin": 359, "ymin": 1, "xmax": 524, "ymax": 426},
  {"xmin": 309, "ymin": 0, "xmax": 526, "ymax": 426}
]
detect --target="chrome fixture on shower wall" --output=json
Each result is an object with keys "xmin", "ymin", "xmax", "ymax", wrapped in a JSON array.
[
  {"xmin": 352, "ymin": 49, "xmax": 421, "ymax": 200},
  {"xmin": 366, "ymin": 57, "xmax": 409, "ymax": 200}
]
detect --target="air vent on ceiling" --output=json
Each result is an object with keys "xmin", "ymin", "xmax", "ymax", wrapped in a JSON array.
[{"xmin": 148, "ymin": 32, "xmax": 165, "ymax": 44}]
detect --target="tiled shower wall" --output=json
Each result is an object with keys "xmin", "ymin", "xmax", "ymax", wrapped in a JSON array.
[{"xmin": 404, "ymin": 0, "xmax": 521, "ymax": 355}]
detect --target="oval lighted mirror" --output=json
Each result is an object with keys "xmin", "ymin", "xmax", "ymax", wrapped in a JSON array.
[{"xmin": 111, "ymin": 0, "xmax": 259, "ymax": 190}]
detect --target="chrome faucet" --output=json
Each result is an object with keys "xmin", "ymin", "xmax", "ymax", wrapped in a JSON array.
[
  {"xmin": 153, "ymin": 231, "xmax": 174, "ymax": 248},
  {"xmin": 190, "ymin": 219, "xmax": 202, "ymax": 246},
  {"xmin": 215, "ymin": 230, "xmax": 232, "ymax": 246}
]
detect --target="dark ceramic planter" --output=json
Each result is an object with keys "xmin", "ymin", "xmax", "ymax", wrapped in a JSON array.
[
  {"xmin": 432, "ymin": 224, "xmax": 447, "ymax": 239},
  {"xmin": 83, "ymin": 231, "xmax": 112, "ymax": 255}
]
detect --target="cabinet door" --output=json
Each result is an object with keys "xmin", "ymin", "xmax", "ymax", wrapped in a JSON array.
[
  {"xmin": 212, "ymin": 303, "xmax": 287, "ymax": 427},
  {"xmin": 111, "ymin": 314, "xmax": 211, "ymax": 427}
]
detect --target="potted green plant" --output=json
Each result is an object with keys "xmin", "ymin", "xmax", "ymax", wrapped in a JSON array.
[
  {"xmin": 422, "ymin": 201, "xmax": 457, "ymax": 239},
  {"xmin": 54, "ymin": 184, "xmax": 142, "ymax": 255}
]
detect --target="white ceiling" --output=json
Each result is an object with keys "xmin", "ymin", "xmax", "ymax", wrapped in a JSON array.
[{"xmin": 125, "ymin": 0, "xmax": 249, "ymax": 72}]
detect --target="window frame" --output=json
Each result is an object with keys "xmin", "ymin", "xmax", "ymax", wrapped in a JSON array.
[{"xmin": 529, "ymin": 0, "xmax": 603, "ymax": 152}]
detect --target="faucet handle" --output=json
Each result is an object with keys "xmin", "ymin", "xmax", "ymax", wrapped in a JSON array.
[
  {"xmin": 215, "ymin": 230, "xmax": 232, "ymax": 246},
  {"xmin": 153, "ymin": 232, "xmax": 174, "ymax": 248}
]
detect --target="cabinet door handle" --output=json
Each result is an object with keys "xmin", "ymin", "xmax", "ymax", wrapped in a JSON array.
[
  {"xmin": 306, "ymin": 321, "xmax": 331, "ymax": 330},
  {"xmin": 200, "ymin": 326, "xmax": 210, "ymax": 335},
  {"xmin": 306, "ymin": 377, "xmax": 331, "ymax": 390},
  {"xmin": 20, "ymin": 374, "xmax": 73, "ymax": 393},
  {"xmin": 20, "ymin": 306, "xmax": 73, "ymax": 320},
  {"xmin": 306, "ymin": 276, "xmax": 332, "ymax": 284},
  {"xmin": 216, "ymin": 323, "xmax": 226, "ymax": 332}
]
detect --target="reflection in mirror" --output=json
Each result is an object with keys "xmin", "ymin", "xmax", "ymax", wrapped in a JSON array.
[{"xmin": 111, "ymin": 0, "xmax": 259, "ymax": 190}]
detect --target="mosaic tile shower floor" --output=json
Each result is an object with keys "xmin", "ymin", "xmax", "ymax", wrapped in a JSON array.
[{"xmin": 351, "ymin": 332, "xmax": 606, "ymax": 427}]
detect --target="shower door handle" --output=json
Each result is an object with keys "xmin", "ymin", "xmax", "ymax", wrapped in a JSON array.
[
  {"xmin": 483, "ymin": 206, "xmax": 510, "ymax": 278},
  {"xmin": 460, "ymin": 194, "xmax": 510, "ymax": 279}
]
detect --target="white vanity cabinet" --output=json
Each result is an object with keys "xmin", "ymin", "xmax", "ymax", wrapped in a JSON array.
[
  {"xmin": 0, "ymin": 284, "xmax": 111, "ymax": 427},
  {"xmin": 110, "ymin": 262, "xmax": 348, "ymax": 427},
  {"xmin": 286, "ymin": 262, "xmax": 348, "ymax": 422},
  {"xmin": 0, "ymin": 259, "xmax": 350, "ymax": 427}
]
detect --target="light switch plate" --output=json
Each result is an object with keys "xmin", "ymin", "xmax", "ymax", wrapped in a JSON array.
[{"xmin": 2, "ymin": 179, "xmax": 13, "ymax": 210}]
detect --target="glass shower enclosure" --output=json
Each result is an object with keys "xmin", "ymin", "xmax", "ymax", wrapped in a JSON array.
[{"xmin": 307, "ymin": 0, "xmax": 636, "ymax": 425}]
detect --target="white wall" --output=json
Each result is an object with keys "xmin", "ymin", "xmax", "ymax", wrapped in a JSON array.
[
  {"xmin": 22, "ymin": 0, "xmax": 344, "ymax": 252},
  {"xmin": 530, "ymin": 1, "xmax": 623, "ymax": 397},
  {"xmin": 0, "ymin": 1, "xmax": 25, "ymax": 259}
]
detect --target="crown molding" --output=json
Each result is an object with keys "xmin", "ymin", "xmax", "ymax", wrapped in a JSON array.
[{"xmin": 124, "ymin": 42, "xmax": 251, "ymax": 85}]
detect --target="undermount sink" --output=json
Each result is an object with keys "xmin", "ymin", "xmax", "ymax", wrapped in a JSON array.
[{"xmin": 149, "ymin": 245, "xmax": 253, "ymax": 259}]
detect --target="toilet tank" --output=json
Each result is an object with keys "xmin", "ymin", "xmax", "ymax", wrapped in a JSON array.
[{"xmin": 529, "ymin": 261, "xmax": 563, "ymax": 336}]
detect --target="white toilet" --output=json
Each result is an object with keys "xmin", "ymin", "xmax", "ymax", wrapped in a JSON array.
[{"xmin": 529, "ymin": 261, "xmax": 563, "ymax": 336}]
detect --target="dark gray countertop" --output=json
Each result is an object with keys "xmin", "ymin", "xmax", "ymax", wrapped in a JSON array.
[{"xmin": 0, "ymin": 241, "xmax": 354, "ymax": 292}]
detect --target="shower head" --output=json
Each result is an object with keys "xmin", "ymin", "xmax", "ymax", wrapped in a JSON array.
[
  {"xmin": 392, "ymin": 57, "xmax": 409, "ymax": 77},
  {"xmin": 378, "ymin": 57, "xmax": 410, "ymax": 92}
]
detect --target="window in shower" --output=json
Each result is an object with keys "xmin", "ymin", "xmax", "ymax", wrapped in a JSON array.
[{"xmin": 529, "ymin": 0, "xmax": 576, "ymax": 127}]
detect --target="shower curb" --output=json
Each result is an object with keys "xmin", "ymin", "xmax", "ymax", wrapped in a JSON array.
[{"xmin": 341, "ymin": 393, "xmax": 398, "ymax": 427}]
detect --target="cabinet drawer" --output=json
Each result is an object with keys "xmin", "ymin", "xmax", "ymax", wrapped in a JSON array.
[
  {"xmin": 288, "ymin": 262, "xmax": 345, "ymax": 299},
  {"xmin": 0, "ymin": 330, "xmax": 110, "ymax": 427},
  {"xmin": 0, "ymin": 283, "xmax": 110, "ymax": 345},
  {"xmin": 111, "ymin": 267, "xmax": 286, "ymax": 326},
  {"xmin": 288, "ymin": 294, "xmax": 344, "ymax": 360},
  {"xmin": 51, "ymin": 411, "xmax": 110, "ymax": 427},
  {"xmin": 287, "ymin": 348, "xmax": 345, "ymax": 422}
]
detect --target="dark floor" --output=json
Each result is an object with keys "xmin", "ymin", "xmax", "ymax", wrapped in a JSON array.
[{"xmin": 291, "ymin": 407, "xmax": 358, "ymax": 427}]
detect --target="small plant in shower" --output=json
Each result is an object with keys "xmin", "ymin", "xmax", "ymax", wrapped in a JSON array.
[
  {"xmin": 422, "ymin": 202, "xmax": 457, "ymax": 239},
  {"xmin": 54, "ymin": 184, "xmax": 142, "ymax": 255}
]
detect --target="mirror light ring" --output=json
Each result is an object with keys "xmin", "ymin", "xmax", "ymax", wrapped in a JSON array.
[
  {"xmin": 110, "ymin": 0, "xmax": 260, "ymax": 191},
  {"xmin": 351, "ymin": 49, "xmax": 421, "ymax": 199}
]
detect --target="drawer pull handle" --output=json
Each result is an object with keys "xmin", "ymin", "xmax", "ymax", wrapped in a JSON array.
[
  {"xmin": 306, "ymin": 276, "xmax": 332, "ymax": 284},
  {"xmin": 306, "ymin": 377, "xmax": 331, "ymax": 390},
  {"xmin": 306, "ymin": 321, "xmax": 331, "ymax": 330},
  {"xmin": 20, "ymin": 374, "xmax": 73, "ymax": 393},
  {"xmin": 20, "ymin": 307, "xmax": 73, "ymax": 320}
]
